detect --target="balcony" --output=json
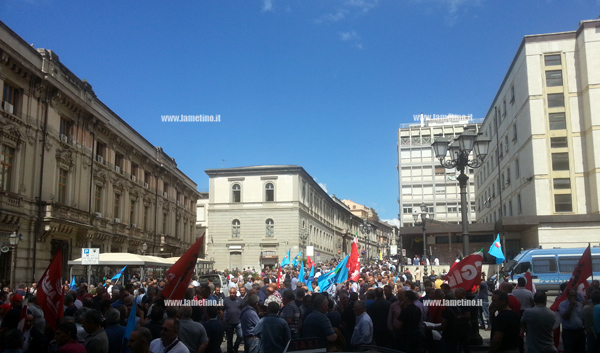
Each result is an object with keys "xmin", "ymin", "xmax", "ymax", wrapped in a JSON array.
[{"xmin": 0, "ymin": 191, "xmax": 23, "ymax": 212}]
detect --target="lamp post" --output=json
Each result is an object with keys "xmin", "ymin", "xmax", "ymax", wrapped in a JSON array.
[
  {"xmin": 359, "ymin": 219, "xmax": 372, "ymax": 264},
  {"xmin": 432, "ymin": 129, "xmax": 490, "ymax": 256},
  {"xmin": 142, "ymin": 242, "xmax": 148, "ymax": 255},
  {"xmin": 9, "ymin": 230, "xmax": 20, "ymax": 290},
  {"xmin": 413, "ymin": 203, "xmax": 432, "ymax": 276},
  {"xmin": 300, "ymin": 228, "xmax": 309, "ymax": 260}
]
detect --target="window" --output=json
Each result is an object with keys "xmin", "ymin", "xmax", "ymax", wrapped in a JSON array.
[
  {"xmin": 550, "ymin": 137, "xmax": 568, "ymax": 148},
  {"xmin": 547, "ymin": 94, "xmax": 564, "ymax": 108},
  {"xmin": 504, "ymin": 136, "xmax": 509, "ymax": 153},
  {"xmin": 2, "ymin": 83, "xmax": 18, "ymax": 107},
  {"xmin": 546, "ymin": 70, "xmax": 563, "ymax": 87},
  {"xmin": 558, "ymin": 256, "xmax": 580, "ymax": 273},
  {"xmin": 512, "ymin": 125, "xmax": 517, "ymax": 141},
  {"xmin": 403, "ymin": 207, "xmax": 412, "ymax": 214},
  {"xmin": 434, "ymin": 166, "xmax": 445, "ymax": 175},
  {"xmin": 544, "ymin": 54, "xmax": 561, "ymax": 66},
  {"xmin": 515, "ymin": 158, "xmax": 520, "ymax": 178},
  {"xmin": 517, "ymin": 194, "xmax": 522, "ymax": 214},
  {"xmin": 232, "ymin": 184, "xmax": 241, "ymax": 203},
  {"xmin": 506, "ymin": 168, "xmax": 511, "ymax": 185},
  {"xmin": 532, "ymin": 257, "xmax": 557, "ymax": 273},
  {"xmin": 499, "ymin": 142, "xmax": 503, "ymax": 158},
  {"xmin": 130, "ymin": 199, "xmax": 135, "ymax": 224},
  {"xmin": 549, "ymin": 113, "xmax": 566, "ymax": 130},
  {"xmin": 58, "ymin": 169, "xmax": 68, "ymax": 204},
  {"xmin": 131, "ymin": 163, "xmax": 139, "ymax": 180},
  {"xmin": 510, "ymin": 85, "xmax": 515, "ymax": 104},
  {"xmin": 162, "ymin": 212, "xmax": 167, "ymax": 233},
  {"xmin": 163, "ymin": 183, "xmax": 169, "ymax": 198},
  {"xmin": 266, "ymin": 219, "xmax": 274, "ymax": 237},
  {"xmin": 551, "ymin": 153, "xmax": 569, "ymax": 171},
  {"xmin": 553, "ymin": 178, "xmax": 571, "ymax": 189},
  {"xmin": 143, "ymin": 205, "xmax": 149, "ymax": 231},
  {"xmin": 502, "ymin": 100, "xmax": 506, "ymax": 117},
  {"xmin": 59, "ymin": 117, "xmax": 73, "ymax": 138},
  {"xmin": 265, "ymin": 183, "xmax": 274, "ymax": 202},
  {"xmin": 508, "ymin": 200, "xmax": 513, "ymax": 216},
  {"xmin": 0, "ymin": 145, "xmax": 14, "ymax": 191},
  {"xmin": 114, "ymin": 193, "xmax": 120, "ymax": 218},
  {"xmin": 554, "ymin": 194, "xmax": 572, "ymax": 212},
  {"xmin": 95, "ymin": 186, "xmax": 102, "ymax": 213},
  {"xmin": 232, "ymin": 219, "xmax": 241, "ymax": 238},
  {"xmin": 115, "ymin": 153, "xmax": 124, "ymax": 173}
]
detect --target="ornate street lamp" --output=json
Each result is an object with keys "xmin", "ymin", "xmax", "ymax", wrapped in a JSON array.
[
  {"xmin": 413, "ymin": 203, "xmax": 433, "ymax": 275},
  {"xmin": 432, "ymin": 129, "xmax": 490, "ymax": 256},
  {"xmin": 359, "ymin": 219, "xmax": 372, "ymax": 264}
]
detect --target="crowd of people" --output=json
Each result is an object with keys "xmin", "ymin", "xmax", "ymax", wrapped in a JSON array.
[{"xmin": 0, "ymin": 259, "xmax": 598, "ymax": 353}]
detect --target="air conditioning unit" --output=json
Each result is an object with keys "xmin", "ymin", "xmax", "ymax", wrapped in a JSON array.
[
  {"xmin": 130, "ymin": 223, "xmax": 137, "ymax": 228},
  {"xmin": 144, "ymin": 183, "xmax": 149, "ymax": 189},
  {"xmin": 1, "ymin": 101, "xmax": 14, "ymax": 114},
  {"xmin": 94, "ymin": 212, "xmax": 102, "ymax": 218},
  {"xmin": 114, "ymin": 218, "xmax": 121, "ymax": 224},
  {"xmin": 60, "ymin": 134, "xmax": 68, "ymax": 143},
  {"xmin": 131, "ymin": 175, "xmax": 137, "ymax": 182},
  {"xmin": 96, "ymin": 155, "xmax": 104, "ymax": 164},
  {"xmin": 115, "ymin": 166, "xmax": 121, "ymax": 174}
]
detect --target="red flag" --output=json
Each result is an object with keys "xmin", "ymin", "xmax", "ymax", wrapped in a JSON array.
[
  {"xmin": 37, "ymin": 248, "xmax": 64, "ymax": 332},
  {"xmin": 161, "ymin": 236, "xmax": 203, "ymax": 300},
  {"xmin": 524, "ymin": 270, "xmax": 536, "ymax": 294},
  {"xmin": 347, "ymin": 232, "xmax": 360, "ymax": 281},
  {"xmin": 550, "ymin": 245, "xmax": 592, "ymax": 311},
  {"xmin": 306, "ymin": 256, "xmax": 313, "ymax": 270},
  {"xmin": 276, "ymin": 264, "xmax": 283, "ymax": 289},
  {"xmin": 445, "ymin": 252, "xmax": 483, "ymax": 291}
]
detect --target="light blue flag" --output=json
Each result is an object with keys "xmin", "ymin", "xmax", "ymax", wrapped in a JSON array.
[
  {"xmin": 298, "ymin": 263, "xmax": 305, "ymax": 284},
  {"xmin": 317, "ymin": 255, "xmax": 350, "ymax": 292},
  {"xmin": 280, "ymin": 249, "xmax": 291, "ymax": 267},
  {"xmin": 111, "ymin": 266, "xmax": 127, "ymax": 283},
  {"xmin": 70, "ymin": 276, "xmax": 77, "ymax": 290},
  {"xmin": 292, "ymin": 252, "xmax": 302, "ymax": 267},
  {"xmin": 121, "ymin": 295, "xmax": 137, "ymax": 353},
  {"xmin": 306, "ymin": 264, "xmax": 315, "ymax": 291},
  {"xmin": 489, "ymin": 234, "xmax": 505, "ymax": 265}
]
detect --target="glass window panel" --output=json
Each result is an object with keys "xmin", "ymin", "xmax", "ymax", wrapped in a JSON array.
[
  {"xmin": 554, "ymin": 194, "xmax": 573, "ymax": 212},
  {"xmin": 551, "ymin": 153, "xmax": 569, "ymax": 171},
  {"xmin": 548, "ymin": 94, "xmax": 564, "ymax": 108},
  {"xmin": 545, "ymin": 70, "xmax": 563, "ymax": 87},
  {"xmin": 550, "ymin": 137, "xmax": 568, "ymax": 148},
  {"xmin": 544, "ymin": 54, "xmax": 561, "ymax": 66},
  {"xmin": 549, "ymin": 113, "xmax": 566, "ymax": 130},
  {"xmin": 532, "ymin": 257, "xmax": 557, "ymax": 273},
  {"xmin": 553, "ymin": 178, "xmax": 571, "ymax": 189}
]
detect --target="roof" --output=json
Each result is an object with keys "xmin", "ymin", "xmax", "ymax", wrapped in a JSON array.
[{"xmin": 68, "ymin": 253, "xmax": 177, "ymax": 267}]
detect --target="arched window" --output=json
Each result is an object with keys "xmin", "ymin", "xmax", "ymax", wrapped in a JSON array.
[
  {"xmin": 232, "ymin": 184, "xmax": 241, "ymax": 203},
  {"xmin": 232, "ymin": 219, "xmax": 241, "ymax": 238},
  {"xmin": 266, "ymin": 219, "xmax": 274, "ymax": 237},
  {"xmin": 265, "ymin": 183, "xmax": 274, "ymax": 202}
]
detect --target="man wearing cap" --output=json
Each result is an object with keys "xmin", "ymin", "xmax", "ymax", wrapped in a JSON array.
[{"xmin": 1, "ymin": 294, "xmax": 23, "ymax": 330}]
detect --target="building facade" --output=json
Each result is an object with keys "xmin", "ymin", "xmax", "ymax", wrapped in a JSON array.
[
  {"xmin": 0, "ymin": 21, "xmax": 200, "ymax": 285},
  {"xmin": 205, "ymin": 165, "xmax": 375, "ymax": 271},
  {"xmin": 397, "ymin": 116, "xmax": 482, "ymax": 228},
  {"xmin": 475, "ymin": 19, "xmax": 600, "ymax": 251}
]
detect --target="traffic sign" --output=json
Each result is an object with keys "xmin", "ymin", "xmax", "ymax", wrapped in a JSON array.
[{"xmin": 82, "ymin": 248, "xmax": 100, "ymax": 265}]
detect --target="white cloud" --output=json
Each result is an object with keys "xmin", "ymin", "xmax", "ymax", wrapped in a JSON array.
[
  {"xmin": 318, "ymin": 183, "xmax": 328, "ymax": 193},
  {"xmin": 382, "ymin": 218, "xmax": 400, "ymax": 227},
  {"xmin": 314, "ymin": 10, "xmax": 347, "ymax": 24},
  {"xmin": 339, "ymin": 30, "xmax": 360, "ymax": 41},
  {"xmin": 345, "ymin": 0, "xmax": 379, "ymax": 13},
  {"xmin": 262, "ymin": 0, "xmax": 273, "ymax": 12}
]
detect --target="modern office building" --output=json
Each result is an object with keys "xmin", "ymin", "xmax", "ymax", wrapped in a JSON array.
[
  {"xmin": 397, "ymin": 115, "xmax": 482, "ymax": 228},
  {"xmin": 475, "ymin": 19, "xmax": 600, "ymax": 251},
  {"xmin": 204, "ymin": 165, "xmax": 380, "ymax": 270},
  {"xmin": 0, "ymin": 21, "xmax": 200, "ymax": 284}
]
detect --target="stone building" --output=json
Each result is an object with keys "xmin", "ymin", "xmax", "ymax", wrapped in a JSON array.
[{"xmin": 0, "ymin": 21, "xmax": 199, "ymax": 285}]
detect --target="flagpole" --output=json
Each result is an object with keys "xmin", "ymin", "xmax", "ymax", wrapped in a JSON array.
[
  {"xmin": 166, "ymin": 276, "xmax": 185, "ymax": 301},
  {"xmin": 590, "ymin": 243, "xmax": 594, "ymax": 282}
]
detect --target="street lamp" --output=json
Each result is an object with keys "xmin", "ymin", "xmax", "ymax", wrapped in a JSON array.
[
  {"xmin": 300, "ymin": 228, "xmax": 309, "ymax": 260},
  {"xmin": 413, "ymin": 203, "xmax": 432, "ymax": 275},
  {"xmin": 359, "ymin": 219, "xmax": 372, "ymax": 264},
  {"xmin": 432, "ymin": 129, "xmax": 490, "ymax": 256},
  {"xmin": 142, "ymin": 242, "xmax": 148, "ymax": 255}
]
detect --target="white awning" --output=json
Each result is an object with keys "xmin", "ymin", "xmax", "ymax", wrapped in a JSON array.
[{"xmin": 68, "ymin": 252, "xmax": 176, "ymax": 267}]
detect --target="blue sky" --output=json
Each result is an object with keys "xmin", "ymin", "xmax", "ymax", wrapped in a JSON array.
[{"xmin": 2, "ymin": 0, "xmax": 598, "ymax": 221}]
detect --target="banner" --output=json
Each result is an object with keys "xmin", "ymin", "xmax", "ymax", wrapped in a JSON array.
[
  {"xmin": 161, "ymin": 236, "xmax": 203, "ymax": 300},
  {"xmin": 445, "ymin": 251, "xmax": 483, "ymax": 291},
  {"xmin": 37, "ymin": 248, "xmax": 64, "ymax": 332},
  {"xmin": 550, "ymin": 245, "xmax": 592, "ymax": 311}
]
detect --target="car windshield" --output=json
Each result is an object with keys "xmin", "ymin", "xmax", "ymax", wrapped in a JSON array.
[{"xmin": 504, "ymin": 259, "xmax": 518, "ymax": 273}]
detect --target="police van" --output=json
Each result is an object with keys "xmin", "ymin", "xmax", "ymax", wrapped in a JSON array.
[{"xmin": 506, "ymin": 246, "xmax": 600, "ymax": 291}]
